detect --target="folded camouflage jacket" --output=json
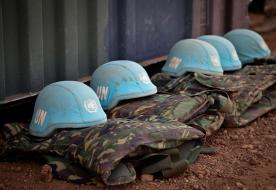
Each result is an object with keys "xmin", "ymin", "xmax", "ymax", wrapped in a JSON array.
[
  {"xmin": 230, "ymin": 61, "xmax": 276, "ymax": 125},
  {"xmin": 108, "ymin": 93, "xmax": 227, "ymax": 136},
  {"xmin": 0, "ymin": 118, "xmax": 205, "ymax": 185},
  {"xmin": 151, "ymin": 72, "xmax": 276, "ymax": 127},
  {"xmin": 237, "ymin": 63, "xmax": 276, "ymax": 76}
]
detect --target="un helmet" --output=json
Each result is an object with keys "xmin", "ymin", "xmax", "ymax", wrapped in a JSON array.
[
  {"xmin": 90, "ymin": 60, "xmax": 157, "ymax": 110},
  {"xmin": 30, "ymin": 81, "xmax": 107, "ymax": 137},
  {"xmin": 162, "ymin": 39, "xmax": 223, "ymax": 77},
  {"xmin": 197, "ymin": 35, "xmax": 242, "ymax": 71},
  {"xmin": 224, "ymin": 29, "xmax": 271, "ymax": 64}
]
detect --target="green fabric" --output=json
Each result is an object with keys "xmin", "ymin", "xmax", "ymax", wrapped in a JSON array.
[
  {"xmin": 225, "ymin": 84, "xmax": 276, "ymax": 126},
  {"xmin": 44, "ymin": 155, "xmax": 98, "ymax": 185},
  {"xmin": 237, "ymin": 64, "xmax": 276, "ymax": 76},
  {"xmin": 194, "ymin": 73, "xmax": 275, "ymax": 127},
  {"xmin": 151, "ymin": 68, "xmax": 276, "ymax": 127},
  {"xmin": 109, "ymin": 93, "xmax": 227, "ymax": 135},
  {"xmin": 0, "ymin": 119, "xmax": 204, "ymax": 185},
  {"xmin": 130, "ymin": 140, "xmax": 217, "ymax": 178},
  {"xmin": 187, "ymin": 112, "xmax": 225, "ymax": 136},
  {"xmin": 109, "ymin": 94, "xmax": 213, "ymax": 123}
]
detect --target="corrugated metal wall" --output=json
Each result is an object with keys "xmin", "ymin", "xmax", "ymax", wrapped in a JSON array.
[
  {"xmin": 106, "ymin": 0, "xmax": 193, "ymax": 62},
  {"xmin": 0, "ymin": 0, "xmax": 250, "ymax": 104},
  {"xmin": 192, "ymin": 0, "xmax": 250, "ymax": 37},
  {"xmin": 0, "ymin": 0, "xmax": 108, "ymax": 103}
]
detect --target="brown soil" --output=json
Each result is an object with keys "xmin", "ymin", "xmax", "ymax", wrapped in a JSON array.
[{"xmin": 0, "ymin": 30, "xmax": 276, "ymax": 190}]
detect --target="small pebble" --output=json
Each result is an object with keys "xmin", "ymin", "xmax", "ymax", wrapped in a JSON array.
[
  {"xmin": 249, "ymin": 158, "xmax": 258, "ymax": 165},
  {"xmin": 231, "ymin": 135, "xmax": 239, "ymax": 140},
  {"xmin": 241, "ymin": 144, "xmax": 254, "ymax": 149},
  {"xmin": 40, "ymin": 164, "xmax": 53, "ymax": 183},
  {"xmin": 192, "ymin": 184, "xmax": 199, "ymax": 190},
  {"xmin": 140, "ymin": 174, "xmax": 154, "ymax": 182},
  {"xmin": 236, "ymin": 182, "xmax": 243, "ymax": 188}
]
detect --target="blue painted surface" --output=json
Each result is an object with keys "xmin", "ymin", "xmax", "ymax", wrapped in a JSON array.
[{"xmin": 107, "ymin": 0, "xmax": 193, "ymax": 62}]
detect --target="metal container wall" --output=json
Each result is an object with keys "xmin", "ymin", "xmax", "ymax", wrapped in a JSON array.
[
  {"xmin": 192, "ymin": 0, "xmax": 250, "ymax": 37},
  {"xmin": 0, "ymin": 0, "xmax": 109, "ymax": 103},
  {"xmin": 106, "ymin": 0, "xmax": 193, "ymax": 62},
  {"xmin": 0, "ymin": 0, "xmax": 250, "ymax": 104}
]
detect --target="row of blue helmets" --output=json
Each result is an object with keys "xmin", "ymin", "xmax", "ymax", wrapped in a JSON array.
[{"xmin": 29, "ymin": 29, "xmax": 271, "ymax": 137}]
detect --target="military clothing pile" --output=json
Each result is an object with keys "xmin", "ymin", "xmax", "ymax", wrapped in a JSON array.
[
  {"xmin": 1, "ymin": 29, "xmax": 276, "ymax": 186},
  {"xmin": 151, "ymin": 67, "xmax": 276, "ymax": 127},
  {"xmin": 109, "ymin": 93, "xmax": 227, "ymax": 136},
  {"xmin": 1, "ymin": 119, "xmax": 210, "ymax": 185}
]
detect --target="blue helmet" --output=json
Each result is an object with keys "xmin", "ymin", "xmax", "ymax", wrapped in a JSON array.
[
  {"xmin": 90, "ymin": 60, "xmax": 157, "ymax": 110},
  {"xmin": 224, "ymin": 29, "xmax": 271, "ymax": 64},
  {"xmin": 30, "ymin": 81, "xmax": 107, "ymax": 137},
  {"xmin": 197, "ymin": 35, "xmax": 242, "ymax": 71},
  {"xmin": 162, "ymin": 39, "xmax": 223, "ymax": 77}
]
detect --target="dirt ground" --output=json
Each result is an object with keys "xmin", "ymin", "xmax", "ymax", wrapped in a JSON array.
[{"xmin": 0, "ymin": 23, "xmax": 276, "ymax": 190}]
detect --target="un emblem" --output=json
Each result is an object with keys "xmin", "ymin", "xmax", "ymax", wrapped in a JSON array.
[{"xmin": 84, "ymin": 99, "xmax": 98, "ymax": 113}]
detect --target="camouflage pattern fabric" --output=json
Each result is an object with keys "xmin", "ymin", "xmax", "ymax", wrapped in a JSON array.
[
  {"xmin": 123, "ymin": 113, "xmax": 224, "ymax": 137},
  {"xmin": 237, "ymin": 63, "xmax": 276, "ymax": 76},
  {"xmin": 232, "ymin": 56, "xmax": 276, "ymax": 77},
  {"xmin": 108, "ymin": 93, "xmax": 228, "ymax": 135},
  {"xmin": 231, "ymin": 60, "xmax": 276, "ymax": 125},
  {"xmin": 150, "ymin": 73, "xmax": 206, "ymax": 95},
  {"xmin": 43, "ymin": 155, "xmax": 98, "ymax": 185},
  {"xmin": 187, "ymin": 112, "xmax": 225, "ymax": 136},
  {"xmin": 195, "ymin": 73, "xmax": 275, "ymax": 124},
  {"xmin": 43, "ymin": 138, "xmax": 216, "ymax": 184},
  {"xmin": 0, "ymin": 119, "xmax": 204, "ymax": 185},
  {"xmin": 151, "ymin": 72, "xmax": 276, "ymax": 127},
  {"xmin": 226, "ymin": 85, "xmax": 276, "ymax": 126},
  {"xmin": 109, "ymin": 94, "xmax": 213, "ymax": 123}
]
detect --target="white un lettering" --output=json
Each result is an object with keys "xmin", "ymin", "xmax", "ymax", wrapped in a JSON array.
[
  {"xmin": 34, "ymin": 109, "xmax": 47, "ymax": 126},
  {"xmin": 97, "ymin": 86, "xmax": 109, "ymax": 100}
]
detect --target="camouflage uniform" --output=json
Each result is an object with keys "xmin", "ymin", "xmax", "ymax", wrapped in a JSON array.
[
  {"xmin": 0, "ymin": 118, "xmax": 206, "ymax": 185},
  {"xmin": 233, "ymin": 60, "xmax": 276, "ymax": 125},
  {"xmin": 109, "ymin": 93, "xmax": 229, "ymax": 136},
  {"xmin": 151, "ymin": 71, "xmax": 276, "ymax": 127},
  {"xmin": 237, "ymin": 63, "xmax": 276, "ymax": 76}
]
